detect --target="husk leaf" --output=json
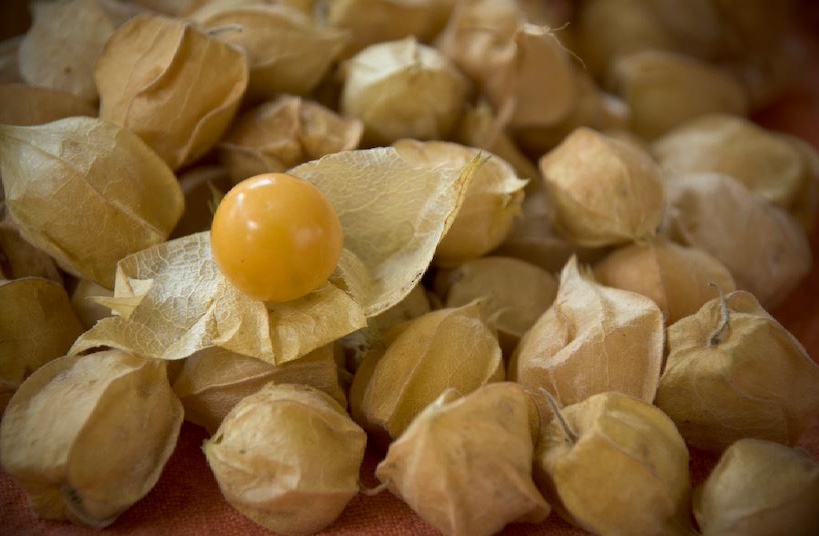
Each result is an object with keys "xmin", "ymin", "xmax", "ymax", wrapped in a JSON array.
[
  {"xmin": 0, "ymin": 84, "xmax": 97, "ymax": 126},
  {"xmin": 71, "ymin": 279, "xmax": 113, "ymax": 329},
  {"xmin": 0, "ymin": 220, "xmax": 62, "ymax": 283}
]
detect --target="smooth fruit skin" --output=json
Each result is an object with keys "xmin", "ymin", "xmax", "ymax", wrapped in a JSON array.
[{"xmin": 211, "ymin": 173, "xmax": 343, "ymax": 302}]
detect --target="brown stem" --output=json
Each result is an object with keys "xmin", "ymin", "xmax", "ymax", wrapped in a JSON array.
[
  {"xmin": 540, "ymin": 388, "xmax": 577, "ymax": 445},
  {"xmin": 707, "ymin": 283, "xmax": 730, "ymax": 347}
]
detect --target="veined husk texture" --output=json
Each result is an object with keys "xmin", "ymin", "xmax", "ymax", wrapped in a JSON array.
[
  {"xmin": 694, "ymin": 438, "xmax": 819, "ymax": 536},
  {"xmin": 535, "ymin": 391, "xmax": 692, "ymax": 536},
  {"xmin": 654, "ymin": 290, "xmax": 819, "ymax": 451},
  {"xmin": 0, "ymin": 350, "xmax": 183, "ymax": 527},
  {"xmin": 0, "ymin": 117, "xmax": 184, "ymax": 288},
  {"xmin": 376, "ymin": 383, "xmax": 550, "ymax": 536},
  {"xmin": 204, "ymin": 383, "xmax": 366, "ymax": 536},
  {"xmin": 511, "ymin": 256, "xmax": 664, "ymax": 408},
  {"xmin": 95, "ymin": 13, "xmax": 249, "ymax": 170}
]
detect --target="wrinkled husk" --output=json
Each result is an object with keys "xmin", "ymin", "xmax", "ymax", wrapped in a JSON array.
[
  {"xmin": 0, "ymin": 277, "xmax": 84, "ymax": 412},
  {"xmin": 0, "ymin": 36, "xmax": 22, "ymax": 84},
  {"xmin": 392, "ymin": 140, "xmax": 526, "ymax": 265},
  {"xmin": 70, "ymin": 279, "xmax": 113, "ymax": 329},
  {"xmin": 340, "ymin": 37, "xmax": 470, "ymax": 145},
  {"xmin": 173, "ymin": 344, "xmax": 346, "ymax": 433},
  {"xmin": 204, "ymin": 383, "xmax": 366, "ymax": 536},
  {"xmin": 376, "ymin": 383, "xmax": 550, "ymax": 536},
  {"xmin": 0, "ymin": 117, "xmax": 184, "ymax": 289},
  {"xmin": 0, "ymin": 84, "xmax": 97, "ymax": 126},
  {"xmin": 350, "ymin": 303, "xmax": 504, "ymax": 444},
  {"xmin": 511, "ymin": 256, "xmax": 664, "ymax": 408},
  {"xmin": 191, "ymin": 4, "xmax": 348, "ymax": 100},
  {"xmin": 652, "ymin": 114, "xmax": 806, "ymax": 209},
  {"xmin": 171, "ymin": 165, "xmax": 233, "ymax": 238},
  {"xmin": 219, "ymin": 95, "xmax": 363, "ymax": 183},
  {"xmin": 539, "ymin": 127, "xmax": 666, "ymax": 248},
  {"xmin": 664, "ymin": 172, "xmax": 811, "ymax": 308},
  {"xmin": 694, "ymin": 438, "xmax": 819, "ymax": 536},
  {"xmin": 535, "ymin": 391, "xmax": 692, "ymax": 536},
  {"xmin": 0, "ymin": 350, "xmax": 183, "ymax": 527},
  {"xmin": 609, "ymin": 51, "xmax": 748, "ymax": 140},
  {"xmin": 95, "ymin": 13, "xmax": 249, "ymax": 170},
  {"xmin": 0, "ymin": 220, "xmax": 62, "ymax": 283},
  {"xmin": 593, "ymin": 238, "xmax": 736, "ymax": 324},
  {"xmin": 18, "ymin": 0, "xmax": 139, "ymax": 102},
  {"xmin": 654, "ymin": 290, "xmax": 819, "ymax": 451},
  {"xmin": 436, "ymin": 256, "xmax": 557, "ymax": 353}
]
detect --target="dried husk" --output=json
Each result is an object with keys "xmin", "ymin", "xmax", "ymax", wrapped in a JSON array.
[
  {"xmin": 539, "ymin": 127, "xmax": 666, "ymax": 248},
  {"xmin": 95, "ymin": 13, "xmax": 249, "ymax": 170},
  {"xmin": 339, "ymin": 37, "xmax": 470, "ymax": 145},
  {"xmin": 0, "ymin": 117, "xmax": 184, "ymax": 288},
  {"xmin": 654, "ymin": 290, "xmax": 819, "ymax": 451},
  {"xmin": 0, "ymin": 36, "xmax": 22, "ymax": 84},
  {"xmin": 173, "ymin": 344, "xmax": 346, "ymax": 433},
  {"xmin": 191, "ymin": 4, "xmax": 348, "ymax": 100},
  {"xmin": 535, "ymin": 391, "xmax": 692, "ymax": 536},
  {"xmin": 609, "ymin": 51, "xmax": 749, "ymax": 140},
  {"xmin": 0, "ymin": 277, "xmax": 84, "ymax": 412},
  {"xmin": 350, "ymin": 302, "xmax": 504, "ymax": 444},
  {"xmin": 70, "ymin": 279, "xmax": 113, "ymax": 329},
  {"xmin": 693, "ymin": 438, "xmax": 819, "ymax": 536},
  {"xmin": 368, "ymin": 282, "xmax": 430, "ymax": 333},
  {"xmin": 18, "ymin": 0, "xmax": 138, "ymax": 102},
  {"xmin": 393, "ymin": 140, "xmax": 526, "ymax": 265},
  {"xmin": 219, "ymin": 95, "xmax": 363, "ymax": 183},
  {"xmin": 376, "ymin": 383, "xmax": 550, "ymax": 536},
  {"xmin": 664, "ymin": 172, "xmax": 811, "ymax": 307},
  {"xmin": 204, "ymin": 383, "xmax": 366, "ymax": 536},
  {"xmin": 511, "ymin": 256, "xmax": 664, "ymax": 407},
  {"xmin": 0, "ymin": 84, "xmax": 97, "ymax": 126},
  {"xmin": 593, "ymin": 238, "xmax": 736, "ymax": 325},
  {"xmin": 436, "ymin": 256, "xmax": 557, "ymax": 353},
  {"xmin": 0, "ymin": 220, "xmax": 62, "ymax": 283},
  {"xmin": 171, "ymin": 165, "xmax": 233, "ymax": 238},
  {"xmin": 0, "ymin": 350, "xmax": 183, "ymax": 527},
  {"xmin": 777, "ymin": 132, "xmax": 819, "ymax": 231},
  {"xmin": 648, "ymin": 0, "xmax": 727, "ymax": 60},
  {"xmin": 651, "ymin": 114, "xmax": 806, "ymax": 209}
]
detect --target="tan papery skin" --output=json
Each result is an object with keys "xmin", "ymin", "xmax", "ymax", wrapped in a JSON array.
[
  {"xmin": 204, "ymin": 384, "xmax": 366, "ymax": 536},
  {"xmin": 535, "ymin": 391, "xmax": 693, "ymax": 536},
  {"xmin": 693, "ymin": 438, "xmax": 819, "ymax": 536},
  {"xmin": 0, "ymin": 84, "xmax": 97, "ymax": 126},
  {"xmin": 511, "ymin": 256, "xmax": 664, "ymax": 408},
  {"xmin": 376, "ymin": 383, "xmax": 550, "ymax": 536},
  {"xmin": 0, "ymin": 220, "xmax": 63, "ymax": 283},
  {"xmin": 0, "ymin": 350, "xmax": 183, "ymax": 528},
  {"xmin": 655, "ymin": 290, "xmax": 819, "ymax": 451},
  {"xmin": 95, "ymin": 13, "xmax": 249, "ymax": 170}
]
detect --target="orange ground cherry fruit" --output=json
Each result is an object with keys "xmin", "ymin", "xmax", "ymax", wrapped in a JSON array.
[{"xmin": 210, "ymin": 173, "xmax": 343, "ymax": 302}]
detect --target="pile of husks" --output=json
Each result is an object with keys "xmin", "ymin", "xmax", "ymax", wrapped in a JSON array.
[{"xmin": 2, "ymin": 1, "xmax": 819, "ymax": 535}]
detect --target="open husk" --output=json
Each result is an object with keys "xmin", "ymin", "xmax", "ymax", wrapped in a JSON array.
[
  {"xmin": 376, "ymin": 383, "xmax": 550, "ymax": 536},
  {"xmin": 0, "ymin": 84, "xmax": 97, "ymax": 126},
  {"xmin": 171, "ymin": 165, "xmax": 233, "ymax": 238},
  {"xmin": 204, "ymin": 383, "xmax": 366, "ymax": 536},
  {"xmin": 0, "ymin": 350, "xmax": 183, "ymax": 527},
  {"xmin": 70, "ymin": 279, "xmax": 113, "ymax": 329},
  {"xmin": 95, "ymin": 13, "xmax": 249, "ymax": 170},
  {"xmin": 654, "ymin": 290, "xmax": 819, "ymax": 451}
]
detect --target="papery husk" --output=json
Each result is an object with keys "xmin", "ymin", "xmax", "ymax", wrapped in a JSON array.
[
  {"xmin": 204, "ymin": 383, "xmax": 366, "ymax": 536},
  {"xmin": 393, "ymin": 140, "xmax": 526, "ymax": 265},
  {"xmin": 71, "ymin": 279, "xmax": 113, "ymax": 329},
  {"xmin": 539, "ymin": 127, "xmax": 665, "ymax": 248},
  {"xmin": 171, "ymin": 165, "xmax": 233, "ymax": 238},
  {"xmin": 609, "ymin": 51, "xmax": 748, "ymax": 140},
  {"xmin": 0, "ymin": 36, "xmax": 22, "ymax": 84},
  {"xmin": 515, "ymin": 0, "xmax": 573, "ymax": 27},
  {"xmin": 350, "ymin": 302, "xmax": 504, "ymax": 444},
  {"xmin": 131, "ymin": 0, "xmax": 209, "ymax": 16},
  {"xmin": 340, "ymin": 37, "xmax": 470, "ymax": 145},
  {"xmin": 95, "ymin": 13, "xmax": 249, "ymax": 170},
  {"xmin": 173, "ymin": 344, "xmax": 345, "ymax": 434},
  {"xmin": 693, "ymin": 438, "xmax": 819, "ymax": 536},
  {"xmin": 648, "ymin": 0, "xmax": 727, "ymax": 60},
  {"xmin": 593, "ymin": 238, "xmax": 736, "ymax": 325},
  {"xmin": 0, "ymin": 84, "xmax": 97, "ymax": 125},
  {"xmin": 651, "ymin": 114, "xmax": 805, "ymax": 209},
  {"xmin": 0, "ymin": 220, "xmax": 62, "ymax": 283},
  {"xmin": 776, "ymin": 132, "xmax": 819, "ymax": 231},
  {"xmin": 69, "ymin": 233, "xmax": 366, "ymax": 365},
  {"xmin": 664, "ymin": 172, "xmax": 811, "ymax": 308},
  {"xmin": 0, "ymin": 350, "xmax": 183, "ymax": 527},
  {"xmin": 0, "ymin": 277, "xmax": 84, "ymax": 413},
  {"xmin": 368, "ymin": 282, "xmax": 430, "ymax": 333},
  {"xmin": 511, "ymin": 256, "xmax": 664, "ymax": 407},
  {"xmin": 18, "ymin": 0, "xmax": 138, "ymax": 102},
  {"xmin": 376, "ymin": 383, "xmax": 550, "ymax": 536},
  {"xmin": 436, "ymin": 256, "xmax": 557, "ymax": 353},
  {"xmin": 711, "ymin": 0, "xmax": 794, "ymax": 55},
  {"xmin": 534, "ymin": 391, "xmax": 692, "ymax": 536},
  {"xmin": 191, "ymin": 4, "xmax": 347, "ymax": 100},
  {"xmin": 654, "ymin": 290, "xmax": 819, "ymax": 451},
  {"xmin": 219, "ymin": 95, "xmax": 363, "ymax": 183},
  {"xmin": 0, "ymin": 117, "xmax": 184, "ymax": 288}
]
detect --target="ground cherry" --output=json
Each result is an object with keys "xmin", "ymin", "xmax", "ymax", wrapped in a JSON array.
[{"xmin": 210, "ymin": 173, "xmax": 343, "ymax": 302}]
